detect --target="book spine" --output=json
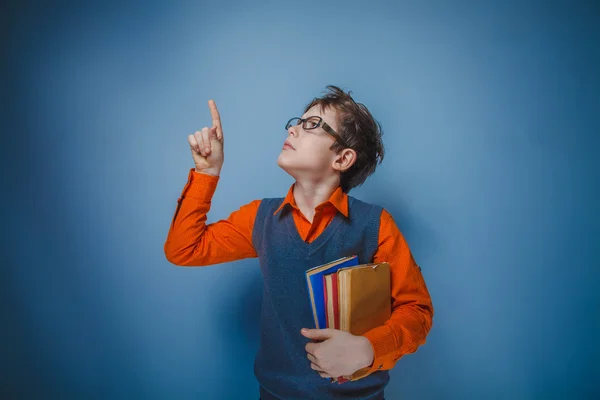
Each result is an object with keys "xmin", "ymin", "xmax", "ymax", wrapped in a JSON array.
[
  {"xmin": 323, "ymin": 275, "xmax": 330, "ymax": 329},
  {"xmin": 331, "ymin": 272, "xmax": 339, "ymax": 330},
  {"xmin": 338, "ymin": 271, "xmax": 350, "ymax": 332}
]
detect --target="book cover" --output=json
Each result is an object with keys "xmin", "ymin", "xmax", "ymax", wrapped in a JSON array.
[
  {"xmin": 323, "ymin": 272, "xmax": 341, "ymax": 330},
  {"xmin": 305, "ymin": 255, "xmax": 358, "ymax": 329},
  {"xmin": 337, "ymin": 262, "xmax": 391, "ymax": 382},
  {"xmin": 338, "ymin": 262, "xmax": 391, "ymax": 335},
  {"xmin": 323, "ymin": 274, "xmax": 334, "ymax": 329}
]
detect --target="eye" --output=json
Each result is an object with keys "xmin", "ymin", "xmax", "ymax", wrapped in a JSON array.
[{"xmin": 306, "ymin": 117, "xmax": 320, "ymax": 129}]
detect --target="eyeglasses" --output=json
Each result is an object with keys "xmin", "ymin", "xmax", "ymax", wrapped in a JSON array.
[{"xmin": 285, "ymin": 116, "xmax": 349, "ymax": 148}]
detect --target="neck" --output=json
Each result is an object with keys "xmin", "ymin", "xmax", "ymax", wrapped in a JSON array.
[{"xmin": 292, "ymin": 174, "xmax": 341, "ymax": 222}]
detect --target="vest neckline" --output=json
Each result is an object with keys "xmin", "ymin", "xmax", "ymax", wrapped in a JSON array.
[{"xmin": 282, "ymin": 197, "xmax": 353, "ymax": 256}]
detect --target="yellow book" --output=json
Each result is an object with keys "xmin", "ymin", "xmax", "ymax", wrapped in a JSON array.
[{"xmin": 337, "ymin": 262, "xmax": 391, "ymax": 381}]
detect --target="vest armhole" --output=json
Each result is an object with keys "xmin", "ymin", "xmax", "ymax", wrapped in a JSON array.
[
  {"xmin": 252, "ymin": 197, "xmax": 285, "ymax": 250},
  {"xmin": 368, "ymin": 204, "xmax": 383, "ymax": 259}
]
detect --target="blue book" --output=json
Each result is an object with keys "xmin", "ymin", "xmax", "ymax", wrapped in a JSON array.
[{"xmin": 305, "ymin": 255, "xmax": 359, "ymax": 329}]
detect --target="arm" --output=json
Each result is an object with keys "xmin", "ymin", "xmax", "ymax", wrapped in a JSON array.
[
  {"xmin": 361, "ymin": 209, "xmax": 434, "ymax": 373},
  {"xmin": 164, "ymin": 168, "xmax": 259, "ymax": 266},
  {"xmin": 164, "ymin": 99, "xmax": 259, "ymax": 266}
]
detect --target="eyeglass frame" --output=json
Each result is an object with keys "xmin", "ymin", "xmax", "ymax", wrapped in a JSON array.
[{"xmin": 285, "ymin": 116, "xmax": 350, "ymax": 149}]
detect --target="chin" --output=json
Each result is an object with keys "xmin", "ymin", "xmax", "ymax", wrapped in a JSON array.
[
  {"xmin": 277, "ymin": 155, "xmax": 291, "ymax": 173},
  {"xmin": 277, "ymin": 155, "xmax": 300, "ymax": 179}
]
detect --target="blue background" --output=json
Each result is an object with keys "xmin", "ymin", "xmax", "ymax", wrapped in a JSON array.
[{"xmin": 2, "ymin": 0, "xmax": 599, "ymax": 398}]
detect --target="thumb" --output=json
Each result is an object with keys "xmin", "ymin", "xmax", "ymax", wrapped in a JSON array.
[{"xmin": 301, "ymin": 328, "xmax": 335, "ymax": 340}]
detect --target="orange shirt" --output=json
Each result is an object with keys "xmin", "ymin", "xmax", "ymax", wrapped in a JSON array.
[{"xmin": 164, "ymin": 169, "xmax": 434, "ymax": 374}]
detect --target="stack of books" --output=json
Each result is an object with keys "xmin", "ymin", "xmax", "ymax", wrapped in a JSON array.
[{"xmin": 305, "ymin": 255, "xmax": 391, "ymax": 383}]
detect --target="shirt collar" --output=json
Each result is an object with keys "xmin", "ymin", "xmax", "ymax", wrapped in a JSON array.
[{"xmin": 273, "ymin": 184, "xmax": 349, "ymax": 218}]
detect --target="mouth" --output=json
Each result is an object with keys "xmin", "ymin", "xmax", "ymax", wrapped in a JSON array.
[{"xmin": 283, "ymin": 141, "xmax": 295, "ymax": 150}]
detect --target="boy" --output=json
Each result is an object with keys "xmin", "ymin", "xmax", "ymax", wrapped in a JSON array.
[{"xmin": 164, "ymin": 86, "xmax": 433, "ymax": 400}]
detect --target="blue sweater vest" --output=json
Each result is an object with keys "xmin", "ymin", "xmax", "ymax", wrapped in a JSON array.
[{"xmin": 252, "ymin": 196, "xmax": 389, "ymax": 400}]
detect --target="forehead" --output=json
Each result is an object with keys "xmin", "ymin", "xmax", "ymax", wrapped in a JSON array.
[{"xmin": 302, "ymin": 105, "xmax": 339, "ymax": 129}]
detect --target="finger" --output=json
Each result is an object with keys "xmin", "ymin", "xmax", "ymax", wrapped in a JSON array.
[
  {"xmin": 310, "ymin": 362, "xmax": 324, "ymax": 373},
  {"xmin": 201, "ymin": 127, "xmax": 211, "ymax": 155},
  {"xmin": 189, "ymin": 132, "xmax": 201, "ymax": 154},
  {"xmin": 305, "ymin": 343, "xmax": 318, "ymax": 357},
  {"xmin": 208, "ymin": 100, "xmax": 223, "ymax": 140},
  {"xmin": 319, "ymin": 372, "xmax": 333, "ymax": 379},
  {"xmin": 194, "ymin": 130, "xmax": 206, "ymax": 156},
  {"xmin": 209, "ymin": 126, "xmax": 218, "ymax": 140},
  {"xmin": 301, "ymin": 328, "xmax": 335, "ymax": 341}
]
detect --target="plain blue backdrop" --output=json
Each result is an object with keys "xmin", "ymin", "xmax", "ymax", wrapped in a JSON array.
[{"xmin": 2, "ymin": 0, "xmax": 599, "ymax": 399}]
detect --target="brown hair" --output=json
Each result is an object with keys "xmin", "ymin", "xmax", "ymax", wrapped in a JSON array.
[{"xmin": 304, "ymin": 85, "xmax": 385, "ymax": 193}]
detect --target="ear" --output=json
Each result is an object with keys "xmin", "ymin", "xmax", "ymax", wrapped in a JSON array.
[{"xmin": 332, "ymin": 148, "xmax": 357, "ymax": 172}]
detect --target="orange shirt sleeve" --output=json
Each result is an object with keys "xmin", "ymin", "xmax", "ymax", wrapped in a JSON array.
[
  {"xmin": 361, "ymin": 209, "xmax": 434, "ymax": 374},
  {"xmin": 164, "ymin": 168, "xmax": 259, "ymax": 266}
]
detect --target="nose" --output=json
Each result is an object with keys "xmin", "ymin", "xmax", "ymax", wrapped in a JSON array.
[{"xmin": 287, "ymin": 124, "xmax": 299, "ymax": 137}]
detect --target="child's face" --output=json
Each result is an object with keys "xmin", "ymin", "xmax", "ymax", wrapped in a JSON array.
[{"xmin": 277, "ymin": 105, "xmax": 342, "ymax": 181}]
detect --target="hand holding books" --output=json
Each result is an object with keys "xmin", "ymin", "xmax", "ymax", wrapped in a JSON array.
[
  {"xmin": 304, "ymin": 255, "xmax": 391, "ymax": 383},
  {"xmin": 301, "ymin": 328, "xmax": 375, "ymax": 381}
]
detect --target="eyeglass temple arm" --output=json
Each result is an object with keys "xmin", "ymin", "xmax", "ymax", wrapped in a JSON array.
[{"xmin": 321, "ymin": 122, "xmax": 348, "ymax": 146}]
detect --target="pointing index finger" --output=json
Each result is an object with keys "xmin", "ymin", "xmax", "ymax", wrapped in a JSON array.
[{"xmin": 208, "ymin": 99, "xmax": 223, "ymax": 140}]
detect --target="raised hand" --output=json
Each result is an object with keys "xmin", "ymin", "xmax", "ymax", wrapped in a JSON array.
[{"xmin": 188, "ymin": 99, "xmax": 224, "ymax": 176}]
